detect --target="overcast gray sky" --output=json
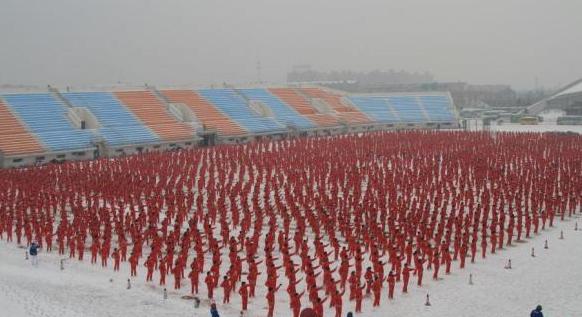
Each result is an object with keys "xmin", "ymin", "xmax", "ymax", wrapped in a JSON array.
[{"xmin": 1, "ymin": 0, "xmax": 581, "ymax": 90}]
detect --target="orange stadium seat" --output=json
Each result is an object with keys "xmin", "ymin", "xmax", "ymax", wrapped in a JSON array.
[
  {"xmin": 161, "ymin": 90, "xmax": 247, "ymax": 136},
  {"xmin": 0, "ymin": 100, "xmax": 44, "ymax": 156},
  {"xmin": 300, "ymin": 88, "xmax": 372, "ymax": 124},
  {"xmin": 114, "ymin": 91, "xmax": 194, "ymax": 141},
  {"xmin": 269, "ymin": 88, "xmax": 341, "ymax": 127},
  {"xmin": 269, "ymin": 88, "xmax": 318, "ymax": 115}
]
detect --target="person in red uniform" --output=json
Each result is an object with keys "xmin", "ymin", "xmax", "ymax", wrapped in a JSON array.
[
  {"xmin": 112, "ymin": 248, "xmax": 120, "ymax": 271},
  {"xmin": 353, "ymin": 283, "xmax": 365, "ymax": 313},
  {"xmin": 402, "ymin": 264, "xmax": 413, "ymax": 293},
  {"xmin": 313, "ymin": 296, "xmax": 328, "ymax": 317},
  {"xmin": 159, "ymin": 259, "xmax": 167, "ymax": 286},
  {"xmin": 372, "ymin": 275, "xmax": 382, "ymax": 306},
  {"xmin": 331, "ymin": 288, "xmax": 345, "ymax": 317},
  {"xmin": 480, "ymin": 236, "xmax": 487, "ymax": 259},
  {"xmin": 172, "ymin": 264, "xmax": 182, "ymax": 290},
  {"xmin": 432, "ymin": 251, "xmax": 441, "ymax": 280},
  {"xmin": 205, "ymin": 272, "xmax": 215, "ymax": 299},
  {"xmin": 364, "ymin": 267, "xmax": 374, "ymax": 295},
  {"xmin": 129, "ymin": 252, "xmax": 139, "ymax": 277},
  {"xmin": 387, "ymin": 270, "xmax": 396, "ymax": 299},
  {"xmin": 220, "ymin": 275, "xmax": 232, "ymax": 303},
  {"xmin": 188, "ymin": 265, "xmax": 200, "ymax": 294},
  {"xmin": 415, "ymin": 256, "xmax": 425, "ymax": 287},
  {"xmin": 266, "ymin": 284, "xmax": 282, "ymax": 317},
  {"xmin": 290, "ymin": 290, "xmax": 305, "ymax": 317},
  {"xmin": 239, "ymin": 281, "xmax": 250, "ymax": 311}
]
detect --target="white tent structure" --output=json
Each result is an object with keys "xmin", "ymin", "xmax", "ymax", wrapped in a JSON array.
[{"xmin": 527, "ymin": 78, "xmax": 582, "ymax": 114}]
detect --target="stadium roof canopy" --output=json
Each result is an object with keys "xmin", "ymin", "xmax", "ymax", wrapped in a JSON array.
[
  {"xmin": 527, "ymin": 77, "xmax": 582, "ymax": 114},
  {"xmin": 552, "ymin": 79, "xmax": 582, "ymax": 99}
]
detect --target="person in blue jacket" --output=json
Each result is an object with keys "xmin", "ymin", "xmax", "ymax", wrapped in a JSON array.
[
  {"xmin": 29, "ymin": 242, "xmax": 40, "ymax": 266},
  {"xmin": 210, "ymin": 303, "xmax": 219, "ymax": 317},
  {"xmin": 530, "ymin": 305, "xmax": 543, "ymax": 317}
]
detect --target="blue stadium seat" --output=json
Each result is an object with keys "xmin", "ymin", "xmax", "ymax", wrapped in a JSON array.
[
  {"xmin": 387, "ymin": 96, "xmax": 428, "ymax": 122},
  {"xmin": 350, "ymin": 94, "xmax": 457, "ymax": 124},
  {"xmin": 2, "ymin": 93, "xmax": 94, "ymax": 151},
  {"xmin": 419, "ymin": 96, "xmax": 455, "ymax": 122},
  {"xmin": 63, "ymin": 92, "xmax": 159, "ymax": 146},
  {"xmin": 198, "ymin": 89, "xmax": 285, "ymax": 134},
  {"xmin": 239, "ymin": 89, "xmax": 315, "ymax": 129},
  {"xmin": 347, "ymin": 96, "xmax": 400, "ymax": 123}
]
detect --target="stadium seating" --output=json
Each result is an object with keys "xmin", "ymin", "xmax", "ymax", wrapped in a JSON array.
[
  {"xmin": 268, "ymin": 88, "xmax": 340, "ymax": 127},
  {"xmin": 387, "ymin": 96, "xmax": 428, "ymax": 122},
  {"xmin": 418, "ymin": 95, "xmax": 456, "ymax": 122},
  {"xmin": 300, "ymin": 87, "xmax": 355, "ymax": 112},
  {"xmin": 63, "ymin": 92, "xmax": 159, "ymax": 146},
  {"xmin": 161, "ymin": 90, "xmax": 247, "ymax": 136},
  {"xmin": 269, "ymin": 88, "xmax": 318, "ymax": 115},
  {"xmin": 300, "ymin": 87, "xmax": 371, "ymax": 125},
  {"xmin": 114, "ymin": 91, "xmax": 194, "ymax": 141},
  {"xmin": 349, "ymin": 94, "xmax": 455, "ymax": 124},
  {"xmin": 239, "ymin": 89, "xmax": 315, "ymax": 129},
  {"xmin": 347, "ymin": 96, "xmax": 401, "ymax": 123},
  {"xmin": 0, "ymin": 99, "xmax": 45, "ymax": 155},
  {"xmin": 2, "ymin": 94, "xmax": 94, "ymax": 152},
  {"xmin": 0, "ymin": 88, "xmax": 458, "ymax": 160},
  {"xmin": 198, "ymin": 89, "xmax": 285, "ymax": 134}
]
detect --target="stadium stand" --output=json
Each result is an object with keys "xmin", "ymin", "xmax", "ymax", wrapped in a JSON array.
[
  {"xmin": 349, "ymin": 94, "xmax": 455, "ymax": 124},
  {"xmin": 239, "ymin": 89, "xmax": 315, "ymax": 129},
  {"xmin": 63, "ymin": 92, "xmax": 159, "ymax": 146},
  {"xmin": 114, "ymin": 91, "xmax": 194, "ymax": 141},
  {"xmin": 0, "ymin": 86, "xmax": 458, "ymax": 168},
  {"xmin": 198, "ymin": 89, "xmax": 285, "ymax": 134},
  {"xmin": 0, "ymin": 98, "xmax": 45, "ymax": 155},
  {"xmin": 161, "ymin": 90, "xmax": 247, "ymax": 136},
  {"xmin": 2, "ymin": 93, "xmax": 94, "ymax": 152},
  {"xmin": 268, "ymin": 88, "xmax": 340, "ymax": 127}
]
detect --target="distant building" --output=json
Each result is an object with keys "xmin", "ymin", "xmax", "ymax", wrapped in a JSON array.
[{"xmin": 287, "ymin": 68, "xmax": 524, "ymax": 109}]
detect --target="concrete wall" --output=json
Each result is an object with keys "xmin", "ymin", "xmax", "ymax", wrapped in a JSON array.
[
  {"xmin": 104, "ymin": 140, "xmax": 199, "ymax": 158},
  {"xmin": 3, "ymin": 149, "xmax": 95, "ymax": 169}
]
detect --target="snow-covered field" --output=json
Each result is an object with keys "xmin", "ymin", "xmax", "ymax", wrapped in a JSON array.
[
  {"xmin": 1, "ymin": 124, "xmax": 581, "ymax": 317},
  {"xmin": 1, "ymin": 216, "xmax": 580, "ymax": 317}
]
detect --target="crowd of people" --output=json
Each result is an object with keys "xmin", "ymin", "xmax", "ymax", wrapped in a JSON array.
[{"xmin": 0, "ymin": 131, "xmax": 580, "ymax": 316}]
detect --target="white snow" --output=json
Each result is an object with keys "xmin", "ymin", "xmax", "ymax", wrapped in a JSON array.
[
  {"xmin": 1, "ymin": 126, "xmax": 581, "ymax": 317},
  {"xmin": 1, "ymin": 216, "xmax": 580, "ymax": 317}
]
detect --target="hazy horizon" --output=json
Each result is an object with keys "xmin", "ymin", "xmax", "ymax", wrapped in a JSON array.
[{"xmin": 1, "ymin": 0, "xmax": 581, "ymax": 90}]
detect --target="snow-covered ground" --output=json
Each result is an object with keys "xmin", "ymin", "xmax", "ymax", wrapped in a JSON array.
[
  {"xmin": 1, "ymin": 123, "xmax": 581, "ymax": 317},
  {"xmin": 490, "ymin": 122, "xmax": 582, "ymax": 134},
  {"xmin": 465, "ymin": 111, "xmax": 582, "ymax": 134},
  {"xmin": 1, "ymin": 216, "xmax": 580, "ymax": 317}
]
